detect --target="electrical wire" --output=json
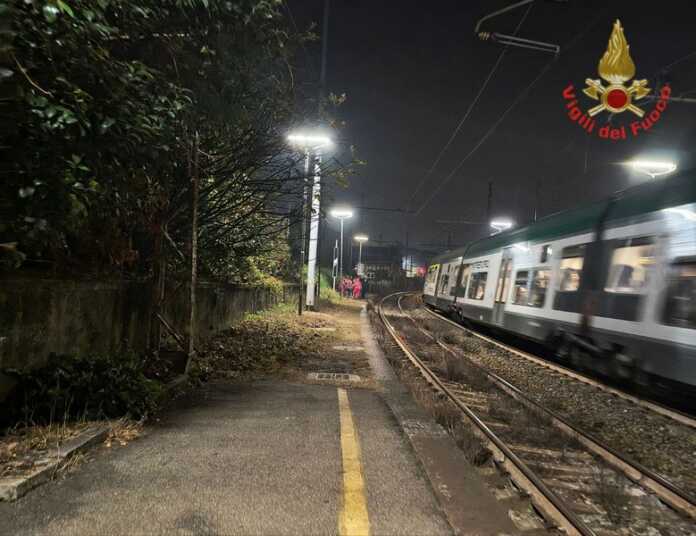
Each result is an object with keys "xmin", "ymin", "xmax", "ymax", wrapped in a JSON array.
[
  {"xmin": 413, "ymin": 8, "xmax": 608, "ymax": 216},
  {"xmin": 406, "ymin": 2, "xmax": 534, "ymax": 209}
]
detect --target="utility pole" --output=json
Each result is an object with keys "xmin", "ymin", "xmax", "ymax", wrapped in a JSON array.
[
  {"xmin": 339, "ymin": 217, "xmax": 345, "ymax": 282},
  {"xmin": 332, "ymin": 239, "xmax": 338, "ymax": 290},
  {"xmin": 306, "ymin": 0, "xmax": 330, "ymax": 309},
  {"xmin": 306, "ymin": 153, "xmax": 322, "ymax": 309},
  {"xmin": 298, "ymin": 150, "xmax": 310, "ymax": 315}
]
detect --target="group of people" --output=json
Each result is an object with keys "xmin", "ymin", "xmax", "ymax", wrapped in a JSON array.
[{"xmin": 338, "ymin": 276, "xmax": 363, "ymax": 299}]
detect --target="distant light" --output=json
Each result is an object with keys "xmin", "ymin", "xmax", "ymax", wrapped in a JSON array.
[
  {"xmin": 353, "ymin": 234, "xmax": 369, "ymax": 242},
  {"xmin": 330, "ymin": 207, "xmax": 353, "ymax": 219},
  {"xmin": 626, "ymin": 159, "xmax": 677, "ymax": 178},
  {"xmin": 490, "ymin": 219, "xmax": 513, "ymax": 233},
  {"xmin": 287, "ymin": 132, "xmax": 333, "ymax": 147}
]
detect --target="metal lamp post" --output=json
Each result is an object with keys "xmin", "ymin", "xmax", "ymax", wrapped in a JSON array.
[
  {"xmin": 287, "ymin": 133, "xmax": 333, "ymax": 313},
  {"xmin": 353, "ymin": 234, "xmax": 368, "ymax": 275},
  {"xmin": 330, "ymin": 207, "xmax": 353, "ymax": 284}
]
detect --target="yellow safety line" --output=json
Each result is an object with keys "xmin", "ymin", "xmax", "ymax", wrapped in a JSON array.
[{"xmin": 337, "ymin": 387, "xmax": 370, "ymax": 536}]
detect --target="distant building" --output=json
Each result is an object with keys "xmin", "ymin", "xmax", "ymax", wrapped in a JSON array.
[
  {"xmin": 401, "ymin": 248, "xmax": 431, "ymax": 279},
  {"xmin": 360, "ymin": 244, "xmax": 402, "ymax": 281},
  {"xmin": 357, "ymin": 244, "xmax": 434, "ymax": 293}
]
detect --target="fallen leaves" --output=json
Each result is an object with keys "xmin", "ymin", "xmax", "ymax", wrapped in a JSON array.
[{"xmin": 192, "ymin": 314, "xmax": 324, "ymax": 381}]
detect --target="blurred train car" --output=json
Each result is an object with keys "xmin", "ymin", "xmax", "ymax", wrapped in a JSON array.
[{"xmin": 423, "ymin": 170, "xmax": 696, "ymax": 392}]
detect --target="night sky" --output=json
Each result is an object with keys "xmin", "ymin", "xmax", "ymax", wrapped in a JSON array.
[{"xmin": 286, "ymin": 0, "xmax": 696, "ymax": 258}]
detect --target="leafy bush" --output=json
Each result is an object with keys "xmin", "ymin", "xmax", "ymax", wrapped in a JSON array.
[{"xmin": 2, "ymin": 351, "xmax": 162, "ymax": 426}]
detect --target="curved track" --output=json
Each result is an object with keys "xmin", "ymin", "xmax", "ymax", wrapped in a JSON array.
[{"xmin": 378, "ymin": 292, "xmax": 696, "ymax": 536}]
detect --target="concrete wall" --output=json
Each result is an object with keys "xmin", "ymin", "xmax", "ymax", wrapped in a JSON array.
[{"xmin": 0, "ymin": 276, "xmax": 296, "ymax": 373}]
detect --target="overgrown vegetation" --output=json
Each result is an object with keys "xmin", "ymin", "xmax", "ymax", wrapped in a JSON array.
[
  {"xmin": 0, "ymin": 0, "xmax": 364, "ymax": 428},
  {"xmin": 2, "ymin": 351, "xmax": 162, "ymax": 426},
  {"xmin": 1, "ymin": 0, "xmax": 358, "ymax": 284}
]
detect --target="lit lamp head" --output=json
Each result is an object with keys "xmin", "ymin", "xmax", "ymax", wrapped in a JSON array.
[
  {"xmin": 287, "ymin": 132, "xmax": 333, "ymax": 148},
  {"xmin": 490, "ymin": 218, "xmax": 513, "ymax": 234},
  {"xmin": 626, "ymin": 159, "xmax": 677, "ymax": 178},
  {"xmin": 330, "ymin": 207, "xmax": 353, "ymax": 220},
  {"xmin": 353, "ymin": 234, "xmax": 369, "ymax": 243}
]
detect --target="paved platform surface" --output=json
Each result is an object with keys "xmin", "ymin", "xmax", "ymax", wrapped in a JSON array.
[
  {"xmin": 1, "ymin": 301, "xmax": 517, "ymax": 535},
  {"xmin": 1, "ymin": 382, "xmax": 450, "ymax": 535}
]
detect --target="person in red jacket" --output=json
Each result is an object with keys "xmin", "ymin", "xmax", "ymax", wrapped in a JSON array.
[
  {"xmin": 344, "ymin": 277, "xmax": 353, "ymax": 298},
  {"xmin": 352, "ymin": 277, "xmax": 362, "ymax": 299}
]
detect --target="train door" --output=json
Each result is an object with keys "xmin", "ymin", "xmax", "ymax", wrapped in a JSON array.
[
  {"xmin": 436, "ymin": 262, "xmax": 452, "ymax": 298},
  {"xmin": 492, "ymin": 249, "xmax": 513, "ymax": 325}
]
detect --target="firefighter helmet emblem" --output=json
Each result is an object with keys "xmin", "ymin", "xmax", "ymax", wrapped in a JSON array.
[{"xmin": 583, "ymin": 20, "xmax": 650, "ymax": 117}]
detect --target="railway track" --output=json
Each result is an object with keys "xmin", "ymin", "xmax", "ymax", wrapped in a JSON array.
[
  {"xmin": 377, "ymin": 292, "xmax": 696, "ymax": 536},
  {"xmin": 422, "ymin": 301, "xmax": 696, "ymax": 430}
]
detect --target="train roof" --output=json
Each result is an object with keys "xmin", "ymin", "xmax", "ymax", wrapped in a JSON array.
[{"xmin": 429, "ymin": 168, "xmax": 696, "ymax": 264}]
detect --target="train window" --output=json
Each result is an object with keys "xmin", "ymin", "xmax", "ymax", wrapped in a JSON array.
[
  {"xmin": 450, "ymin": 264, "xmax": 462, "ymax": 296},
  {"xmin": 662, "ymin": 261, "xmax": 696, "ymax": 330},
  {"xmin": 439, "ymin": 274, "xmax": 450, "ymax": 294},
  {"xmin": 512, "ymin": 271, "xmax": 529, "ymax": 304},
  {"xmin": 457, "ymin": 264, "xmax": 471, "ymax": 297},
  {"xmin": 604, "ymin": 238, "xmax": 655, "ymax": 294},
  {"xmin": 467, "ymin": 272, "xmax": 487, "ymax": 300},
  {"xmin": 558, "ymin": 245, "xmax": 585, "ymax": 292},
  {"xmin": 529, "ymin": 269, "xmax": 551, "ymax": 307},
  {"xmin": 540, "ymin": 245, "xmax": 552, "ymax": 264},
  {"xmin": 512, "ymin": 269, "xmax": 550, "ymax": 307}
]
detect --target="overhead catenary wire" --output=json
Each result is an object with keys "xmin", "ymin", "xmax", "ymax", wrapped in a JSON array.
[
  {"xmin": 406, "ymin": 2, "xmax": 534, "ymax": 209},
  {"xmin": 414, "ymin": 9, "xmax": 608, "ymax": 216}
]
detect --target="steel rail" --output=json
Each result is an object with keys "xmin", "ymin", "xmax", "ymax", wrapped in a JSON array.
[
  {"xmin": 421, "ymin": 303, "xmax": 696, "ymax": 429},
  {"xmin": 378, "ymin": 292, "xmax": 595, "ymax": 536},
  {"xmin": 408, "ymin": 295, "xmax": 696, "ymax": 520}
]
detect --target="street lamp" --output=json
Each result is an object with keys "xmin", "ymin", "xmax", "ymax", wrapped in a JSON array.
[
  {"xmin": 287, "ymin": 133, "xmax": 333, "ymax": 147},
  {"xmin": 330, "ymin": 207, "xmax": 353, "ymax": 284},
  {"xmin": 353, "ymin": 234, "xmax": 368, "ymax": 274},
  {"xmin": 287, "ymin": 131, "xmax": 333, "ymax": 313},
  {"xmin": 625, "ymin": 159, "xmax": 677, "ymax": 179},
  {"xmin": 490, "ymin": 218, "xmax": 513, "ymax": 234}
]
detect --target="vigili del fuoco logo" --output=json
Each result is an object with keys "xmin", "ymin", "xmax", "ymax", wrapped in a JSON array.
[{"xmin": 562, "ymin": 20, "xmax": 671, "ymax": 141}]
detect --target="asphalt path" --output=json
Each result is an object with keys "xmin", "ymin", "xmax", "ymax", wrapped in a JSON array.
[{"xmin": 1, "ymin": 380, "xmax": 451, "ymax": 535}]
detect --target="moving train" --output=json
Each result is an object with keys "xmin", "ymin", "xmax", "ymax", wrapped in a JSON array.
[{"xmin": 423, "ymin": 170, "xmax": 696, "ymax": 392}]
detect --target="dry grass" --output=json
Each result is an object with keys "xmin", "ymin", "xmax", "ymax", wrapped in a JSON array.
[
  {"xmin": 593, "ymin": 467, "xmax": 633, "ymax": 525},
  {"xmin": 462, "ymin": 364, "xmax": 491, "ymax": 391},
  {"xmin": 0, "ymin": 420, "xmax": 95, "ymax": 478},
  {"xmin": 442, "ymin": 354, "xmax": 467, "ymax": 382},
  {"xmin": 430, "ymin": 397, "xmax": 461, "ymax": 430},
  {"xmin": 486, "ymin": 395, "xmax": 512, "ymax": 423},
  {"xmin": 440, "ymin": 331, "xmax": 464, "ymax": 345},
  {"xmin": 105, "ymin": 418, "xmax": 144, "ymax": 448},
  {"xmin": 452, "ymin": 423, "xmax": 491, "ymax": 466}
]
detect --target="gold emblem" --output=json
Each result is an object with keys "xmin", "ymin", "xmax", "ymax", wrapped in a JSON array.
[{"xmin": 583, "ymin": 20, "xmax": 650, "ymax": 117}]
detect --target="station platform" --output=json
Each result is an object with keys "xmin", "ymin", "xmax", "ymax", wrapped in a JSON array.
[{"xmin": 1, "ymin": 301, "xmax": 517, "ymax": 535}]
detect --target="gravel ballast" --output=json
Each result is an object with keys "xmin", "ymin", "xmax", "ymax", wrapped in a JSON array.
[{"xmin": 406, "ymin": 305, "xmax": 696, "ymax": 500}]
